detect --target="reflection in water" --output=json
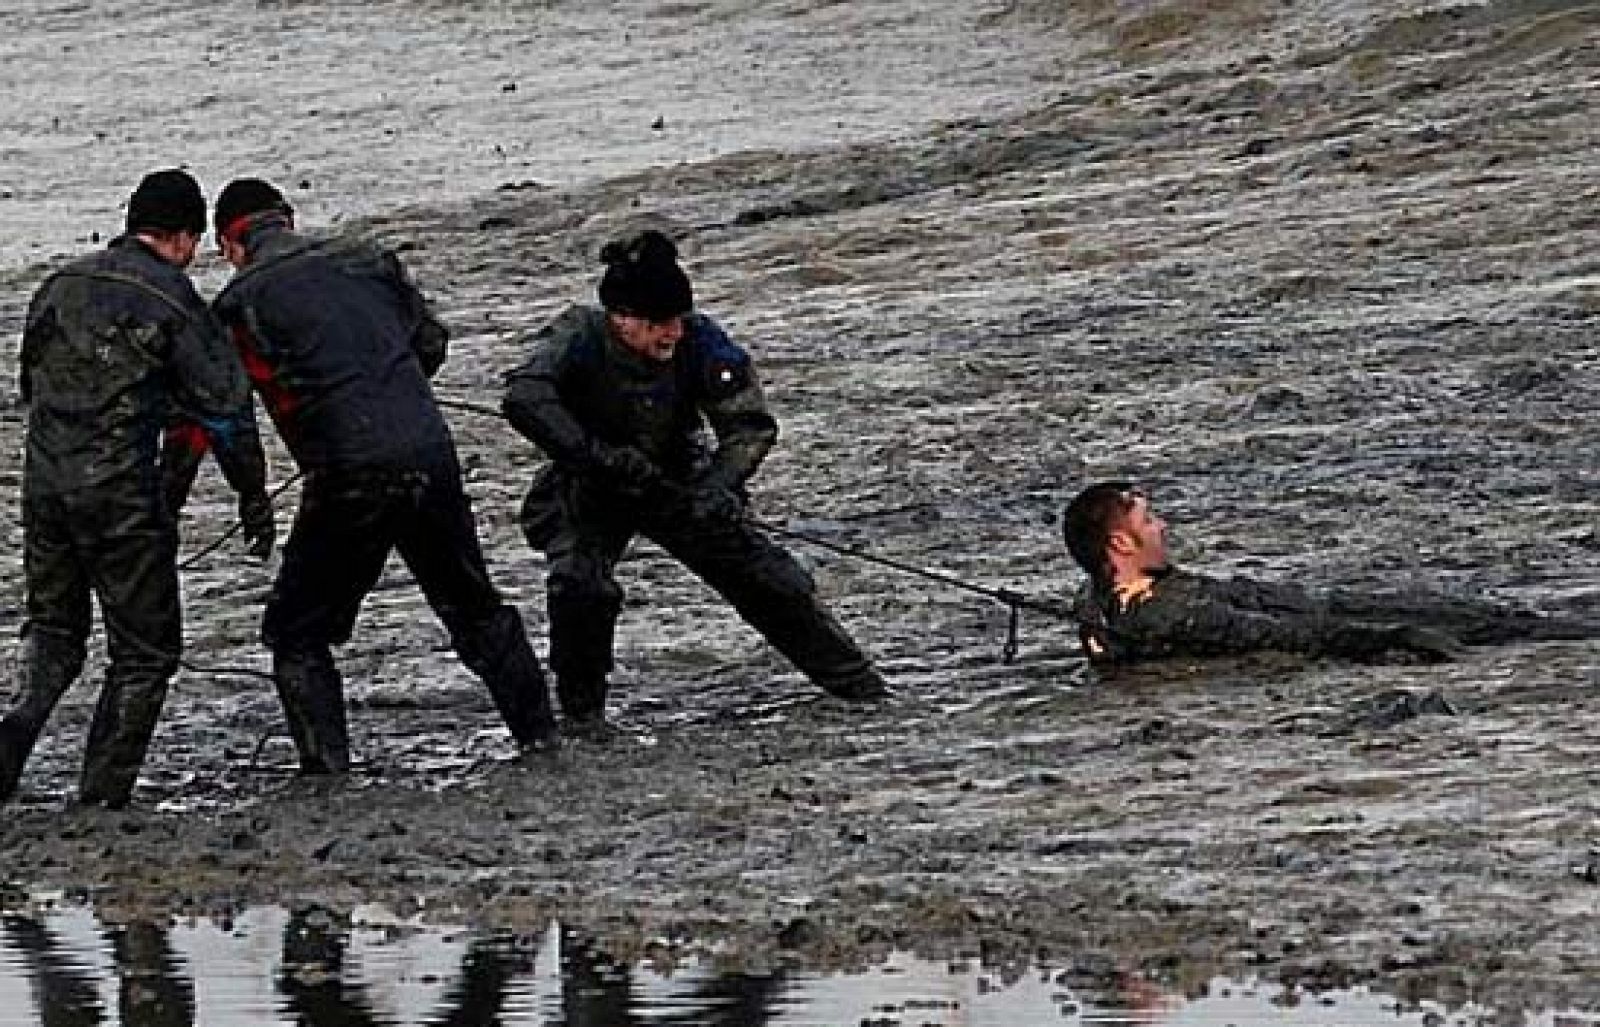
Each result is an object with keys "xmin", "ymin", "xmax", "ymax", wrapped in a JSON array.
[
  {"xmin": 1, "ymin": 914, "xmax": 105, "ymax": 1026},
  {"xmin": 107, "ymin": 921, "xmax": 194, "ymax": 1027},
  {"xmin": 0, "ymin": 901, "xmax": 1579, "ymax": 1026},
  {"xmin": 427, "ymin": 936, "xmax": 533, "ymax": 1026},
  {"xmin": 278, "ymin": 906, "xmax": 381, "ymax": 1026}
]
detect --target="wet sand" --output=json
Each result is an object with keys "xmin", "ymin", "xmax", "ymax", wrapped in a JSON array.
[{"xmin": 2, "ymin": 0, "xmax": 1599, "ymax": 1019}]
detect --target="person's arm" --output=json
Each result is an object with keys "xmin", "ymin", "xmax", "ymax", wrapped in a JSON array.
[
  {"xmin": 384, "ymin": 249, "xmax": 448, "ymax": 378},
  {"xmin": 501, "ymin": 315, "xmax": 669, "ymax": 497},
  {"xmin": 167, "ymin": 293, "xmax": 274, "ymax": 555},
  {"xmin": 691, "ymin": 318, "xmax": 778, "ymax": 491},
  {"xmin": 18, "ymin": 282, "xmax": 54, "ymax": 403}
]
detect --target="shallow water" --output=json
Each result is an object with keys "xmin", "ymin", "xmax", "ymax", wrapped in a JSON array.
[{"xmin": 0, "ymin": 900, "xmax": 1575, "ymax": 1027}]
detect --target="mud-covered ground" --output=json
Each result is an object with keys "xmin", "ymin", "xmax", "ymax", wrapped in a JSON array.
[{"xmin": 3, "ymin": 0, "xmax": 1599, "ymax": 1019}]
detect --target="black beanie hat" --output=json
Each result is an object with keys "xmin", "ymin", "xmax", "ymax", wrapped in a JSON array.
[
  {"xmin": 214, "ymin": 177, "xmax": 293, "ymax": 242},
  {"xmin": 597, "ymin": 230, "xmax": 693, "ymax": 319},
  {"xmin": 125, "ymin": 169, "xmax": 206, "ymax": 236}
]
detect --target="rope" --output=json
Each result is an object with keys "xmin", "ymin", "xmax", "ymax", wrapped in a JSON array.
[
  {"xmin": 176, "ymin": 389, "xmax": 1076, "ymax": 668},
  {"xmin": 752, "ymin": 517, "xmax": 1071, "ymax": 663},
  {"xmin": 433, "ymin": 391, "xmax": 1078, "ymax": 661},
  {"xmin": 177, "ymin": 471, "xmax": 304, "ymax": 570}
]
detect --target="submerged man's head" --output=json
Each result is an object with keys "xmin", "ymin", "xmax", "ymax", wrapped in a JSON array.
[{"xmin": 1062, "ymin": 481, "xmax": 1169, "ymax": 586}]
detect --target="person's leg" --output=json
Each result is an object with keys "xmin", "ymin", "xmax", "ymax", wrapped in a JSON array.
[
  {"xmin": 1321, "ymin": 587, "xmax": 1596, "ymax": 646},
  {"xmin": 262, "ymin": 478, "xmax": 399, "ymax": 774},
  {"xmin": 522, "ymin": 476, "xmax": 631, "ymax": 724},
  {"xmin": 396, "ymin": 471, "xmax": 556, "ymax": 749},
  {"xmin": 650, "ymin": 516, "xmax": 888, "ymax": 699},
  {"xmin": 78, "ymin": 493, "xmax": 182, "ymax": 807},
  {"xmin": 1, "ymin": 497, "xmax": 91, "ymax": 802}
]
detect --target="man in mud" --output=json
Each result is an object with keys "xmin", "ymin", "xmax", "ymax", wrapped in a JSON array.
[
  {"xmin": 0, "ymin": 170, "xmax": 270, "ymax": 808},
  {"xmin": 502, "ymin": 229, "xmax": 889, "ymax": 732},
  {"xmin": 1062, "ymin": 481, "xmax": 1597, "ymax": 666},
  {"xmin": 200, "ymin": 178, "xmax": 557, "ymax": 773}
]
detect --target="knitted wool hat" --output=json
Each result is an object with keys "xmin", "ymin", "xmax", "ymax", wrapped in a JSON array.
[
  {"xmin": 214, "ymin": 178, "xmax": 294, "ymax": 243},
  {"xmin": 597, "ymin": 230, "xmax": 693, "ymax": 319},
  {"xmin": 125, "ymin": 169, "xmax": 206, "ymax": 235}
]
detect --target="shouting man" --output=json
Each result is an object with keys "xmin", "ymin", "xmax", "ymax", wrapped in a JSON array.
[{"xmin": 503, "ymin": 229, "xmax": 888, "ymax": 732}]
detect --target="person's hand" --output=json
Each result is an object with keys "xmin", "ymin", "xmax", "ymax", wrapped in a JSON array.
[
  {"xmin": 239, "ymin": 493, "xmax": 275, "ymax": 561},
  {"xmin": 595, "ymin": 444, "xmax": 661, "ymax": 492},
  {"xmin": 689, "ymin": 483, "xmax": 745, "ymax": 524}
]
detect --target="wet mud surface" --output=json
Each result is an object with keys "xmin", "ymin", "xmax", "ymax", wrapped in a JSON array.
[{"xmin": 3, "ymin": 0, "xmax": 1599, "ymax": 1020}]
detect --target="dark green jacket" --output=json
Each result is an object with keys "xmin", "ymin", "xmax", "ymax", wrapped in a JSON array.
[
  {"xmin": 502, "ymin": 305, "xmax": 777, "ymax": 496},
  {"xmin": 20, "ymin": 236, "xmax": 261, "ymax": 508},
  {"xmin": 1074, "ymin": 566, "xmax": 1595, "ymax": 665}
]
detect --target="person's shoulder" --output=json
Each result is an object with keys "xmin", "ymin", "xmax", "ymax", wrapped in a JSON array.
[
  {"xmin": 543, "ymin": 304, "xmax": 606, "ymax": 347},
  {"xmin": 684, "ymin": 313, "xmax": 748, "ymax": 359},
  {"xmin": 84, "ymin": 239, "xmax": 205, "ymax": 312},
  {"xmin": 221, "ymin": 230, "xmax": 326, "ymax": 295},
  {"xmin": 1072, "ymin": 580, "xmax": 1125, "ymax": 663}
]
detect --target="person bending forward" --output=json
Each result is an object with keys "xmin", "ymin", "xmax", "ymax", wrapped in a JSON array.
[
  {"xmin": 201, "ymin": 178, "xmax": 557, "ymax": 773},
  {"xmin": 503, "ymin": 230, "xmax": 888, "ymax": 729}
]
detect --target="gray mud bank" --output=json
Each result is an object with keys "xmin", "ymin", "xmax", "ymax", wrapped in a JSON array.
[{"xmin": 3, "ymin": 0, "xmax": 1599, "ymax": 1019}]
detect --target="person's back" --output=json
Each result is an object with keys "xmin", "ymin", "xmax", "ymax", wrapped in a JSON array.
[
  {"xmin": 3, "ymin": 170, "xmax": 262, "ymax": 808},
  {"xmin": 213, "ymin": 230, "xmax": 453, "ymax": 475},
  {"xmin": 24, "ymin": 239, "xmax": 234, "ymax": 503},
  {"xmin": 206, "ymin": 177, "xmax": 556, "ymax": 774}
]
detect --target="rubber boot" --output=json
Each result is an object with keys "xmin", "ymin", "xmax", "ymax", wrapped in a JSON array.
[
  {"xmin": 0, "ymin": 632, "xmax": 85, "ymax": 803},
  {"xmin": 272, "ymin": 648, "xmax": 351, "ymax": 775},
  {"xmin": 455, "ymin": 607, "xmax": 559, "ymax": 752},
  {"xmin": 80, "ymin": 672, "xmax": 170, "ymax": 808},
  {"xmin": 817, "ymin": 664, "xmax": 894, "ymax": 702},
  {"xmin": 0, "ymin": 717, "xmax": 35, "ymax": 804},
  {"xmin": 555, "ymin": 677, "xmax": 610, "ymax": 737}
]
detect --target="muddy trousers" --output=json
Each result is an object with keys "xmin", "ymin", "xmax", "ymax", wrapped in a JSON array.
[
  {"xmin": 1, "ymin": 491, "xmax": 181, "ymax": 806},
  {"xmin": 263, "ymin": 468, "xmax": 555, "ymax": 773},
  {"xmin": 531, "ymin": 483, "xmax": 881, "ymax": 719}
]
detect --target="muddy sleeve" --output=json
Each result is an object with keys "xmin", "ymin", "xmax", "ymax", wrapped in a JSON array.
[
  {"xmin": 165, "ymin": 297, "xmax": 271, "ymax": 510},
  {"xmin": 386, "ymin": 249, "xmax": 449, "ymax": 378},
  {"xmin": 694, "ymin": 323, "xmax": 778, "ymax": 489},
  {"xmin": 1119, "ymin": 591, "xmax": 1415, "ymax": 660},
  {"xmin": 502, "ymin": 326, "xmax": 667, "ymax": 495},
  {"xmin": 17, "ymin": 282, "xmax": 54, "ymax": 402},
  {"xmin": 1318, "ymin": 588, "xmax": 1599, "ymax": 645}
]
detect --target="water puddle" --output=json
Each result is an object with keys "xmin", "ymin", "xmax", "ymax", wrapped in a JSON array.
[{"xmin": 0, "ymin": 897, "xmax": 1590, "ymax": 1026}]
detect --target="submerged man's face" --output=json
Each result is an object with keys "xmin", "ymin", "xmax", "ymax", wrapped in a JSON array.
[
  {"xmin": 610, "ymin": 312, "xmax": 686, "ymax": 363},
  {"xmin": 1117, "ymin": 494, "xmax": 1169, "ymax": 570}
]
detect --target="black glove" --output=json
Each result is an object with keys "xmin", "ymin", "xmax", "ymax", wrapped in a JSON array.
[
  {"xmin": 238, "ymin": 492, "xmax": 275, "ymax": 561},
  {"xmin": 689, "ymin": 483, "xmax": 745, "ymax": 524},
  {"xmin": 593, "ymin": 443, "xmax": 662, "ymax": 494}
]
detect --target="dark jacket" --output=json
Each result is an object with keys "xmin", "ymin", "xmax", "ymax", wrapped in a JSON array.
[
  {"xmin": 20, "ymin": 236, "xmax": 259, "ymax": 507},
  {"xmin": 502, "ymin": 305, "xmax": 777, "ymax": 497},
  {"xmin": 211, "ymin": 225, "xmax": 452, "ymax": 476},
  {"xmin": 1073, "ymin": 566, "xmax": 1594, "ymax": 665}
]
